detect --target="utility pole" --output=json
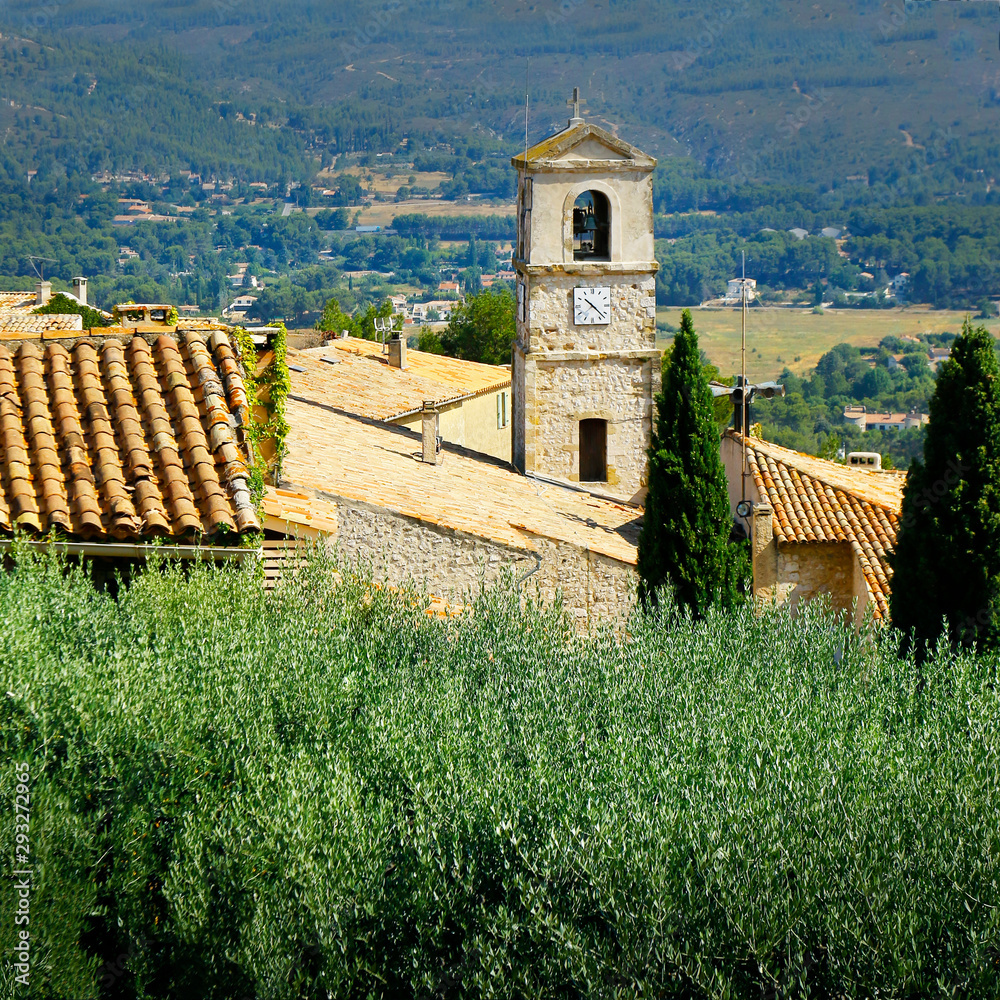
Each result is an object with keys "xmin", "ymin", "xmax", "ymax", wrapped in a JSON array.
[{"xmin": 741, "ymin": 250, "xmax": 747, "ymax": 504}]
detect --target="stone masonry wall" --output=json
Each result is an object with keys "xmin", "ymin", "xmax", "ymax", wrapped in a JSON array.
[
  {"xmin": 775, "ymin": 541, "xmax": 858, "ymax": 616},
  {"xmin": 520, "ymin": 273, "xmax": 656, "ymax": 354},
  {"xmin": 316, "ymin": 491, "xmax": 638, "ymax": 628},
  {"xmin": 529, "ymin": 355, "xmax": 654, "ymax": 499}
]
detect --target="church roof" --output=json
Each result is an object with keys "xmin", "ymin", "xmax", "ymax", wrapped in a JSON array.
[
  {"xmin": 512, "ymin": 121, "xmax": 656, "ymax": 170},
  {"xmin": 731, "ymin": 432, "xmax": 904, "ymax": 620},
  {"xmin": 289, "ymin": 339, "xmax": 510, "ymax": 422}
]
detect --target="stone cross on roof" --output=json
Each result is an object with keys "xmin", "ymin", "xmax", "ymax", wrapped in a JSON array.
[{"xmin": 567, "ymin": 87, "xmax": 586, "ymax": 126}]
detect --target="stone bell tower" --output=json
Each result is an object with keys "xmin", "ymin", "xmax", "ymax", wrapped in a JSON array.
[{"xmin": 511, "ymin": 92, "xmax": 660, "ymax": 504}]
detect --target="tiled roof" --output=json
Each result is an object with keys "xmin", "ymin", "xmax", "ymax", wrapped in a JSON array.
[
  {"xmin": 289, "ymin": 337, "xmax": 510, "ymax": 422},
  {"xmin": 0, "ymin": 314, "xmax": 84, "ymax": 336},
  {"xmin": 0, "ymin": 330, "xmax": 259, "ymax": 540},
  {"xmin": 734, "ymin": 432, "xmax": 904, "ymax": 619},
  {"xmin": 272, "ymin": 399, "xmax": 640, "ymax": 564},
  {"xmin": 0, "ymin": 293, "xmax": 36, "ymax": 309}
]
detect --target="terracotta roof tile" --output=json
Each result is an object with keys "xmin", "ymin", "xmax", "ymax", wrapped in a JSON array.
[
  {"xmin": 733, "ymin": 432, "xmax": 905, "ymax": 621},
  {"xmin": 0, "ymin": 331, "xmax": 259, "ymax": 542}
]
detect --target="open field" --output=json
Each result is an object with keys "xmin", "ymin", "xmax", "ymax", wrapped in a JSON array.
[
  {"xmin": 356, "ymin": 197, "xmax": 516, "ymax": 227},
  {"xmin": 657, "ymin": 306, "xmax": 1000, "ymax": 380},
  {"xmin": 321, "ymin": 166, "xmax": 452, "ymax": 196}
]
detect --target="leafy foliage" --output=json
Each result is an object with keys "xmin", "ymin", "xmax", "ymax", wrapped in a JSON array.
[
  {"xmin": 314, "ymin": 296, "xmax": 393, "ymax": 340},
  {"xmin": 891, "ymin": 320, "xmax": 1000, "ymax": 651},
  {"xmin": 233, "ymin": 324, "xmax": 290, "ymax": 488},
  {"xmin": 639, "ymin": 310, "xmax": 748, "ymax": 613},
  {"xmin": 753, "ymin": 338, "xmax": 940, "ymax": 468},
  {"xmin": 2, "ymin": 548, "xmax": 1000, "ymax": 997},
  {"xmin": 32, "ymin": 292, "xmax": 111, "ymax": 329},
  {"xmin": 439, "ymin": 286, "xmax": 516, "ymax": 365}
]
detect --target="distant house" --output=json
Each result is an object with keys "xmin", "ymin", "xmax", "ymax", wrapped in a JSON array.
[
  {"xmin": 356, "ymin": 225, "xmax": 382, "ymax": 233},
  {"xmin": 887, "ymin": 272, "xmax": 910, "ymax": 300},
  {"xmin": 438, "ymin": 281, "xmax": 460, "ymax": 294},
  {"xmin": 723, "ymin": 277, "xmax": 756, "ymax": 304},
  {"xmin": 223, "ymin": 295, "xmax": 259, "ymax": 321},
  {"xmin": 411, "ymin": 300, "xmax": 459, "ymax": 322},
  {"xmin": 843, "ymin": 405, "xmax": 928, "ymax": 432},
  {"xmin": 928, "ymin": 347, "xmax": 951, "ymax": 372},
  {"xmin": 820, "ymin": 226, "xmax": 843, "ymax": 239},
  {"xmin": 788, "ymin": 227, "xmax": 809, "ymax": 240}
]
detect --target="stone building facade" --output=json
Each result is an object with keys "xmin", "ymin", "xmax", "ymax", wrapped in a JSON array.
[{"xmin": 511, "ymin": 117, "xmax": 661, "ymax": 504}]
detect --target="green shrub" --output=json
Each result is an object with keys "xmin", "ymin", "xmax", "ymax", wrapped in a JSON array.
[{"xmin": 2, "ymin": 547, "xmax": 999, "ymax": 997}]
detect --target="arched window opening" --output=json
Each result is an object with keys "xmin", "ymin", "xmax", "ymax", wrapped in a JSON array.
[
  {"xmin": 579, "ymin": 419, "xmax": 607, "ymax": 482},
  {"xmin": 572, "ymin": 191, "xmax": 610, "ymax": 261}
]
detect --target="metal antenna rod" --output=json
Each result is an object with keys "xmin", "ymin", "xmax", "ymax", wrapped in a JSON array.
[
  {"xmin": 27, "ymin": 255, "xmax": 57, "ymax": 282},
  {"xmin": 741, "ymin": 249, "xmax": 747, "ymax": 505},
  {"xmin": 524, "ymin": 61, "xmax": 529, "ymax": 164}
]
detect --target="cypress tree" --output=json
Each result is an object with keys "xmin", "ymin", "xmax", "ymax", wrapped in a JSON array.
[
  {"xmin": 638, "ymin": 309, "xmax": 748, "ymax": 615},
  {"xmin": 891, "ymin": 320, "xmax": 1000, "ymax": 651}
]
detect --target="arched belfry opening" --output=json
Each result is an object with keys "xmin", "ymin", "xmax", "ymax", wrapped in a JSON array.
[{"xmin": 572, "ymin": 190, "xmax": 610, "ymax": 261}]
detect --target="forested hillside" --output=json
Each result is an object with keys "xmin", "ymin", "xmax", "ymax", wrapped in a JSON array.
[
  {"xmin": 0, "ymin": 0, "xmax": 997, "ymax": 361},
  {"xmin": 0, "ymin": 0, "xmax": 997, "ymax": 183}
]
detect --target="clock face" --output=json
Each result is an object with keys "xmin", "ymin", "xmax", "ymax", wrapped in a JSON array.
[{"xmin": 573, "ymin": 286, "xmax": 611, "ymax": 326}]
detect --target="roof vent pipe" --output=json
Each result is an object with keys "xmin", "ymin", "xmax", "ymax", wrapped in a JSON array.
[
  {"xmin": 388, "ymin": 334, "xmax": 407, "ymax": 370},
  {"xmin": 421, "ymin": 402, "xmax": 439, "ymax": 465}
]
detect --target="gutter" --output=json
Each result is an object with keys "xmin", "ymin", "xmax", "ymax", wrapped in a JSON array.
[
  {"xmin": 386, "ymin": 378, "xmax": 512, "ymax": 422},
  {"xmin": 0, "ymin": 540, "xmax": 261, "ymax": 561},
  {"xmin": 523, "ymin": 470, "xmax": 642, "ymax": 509}
]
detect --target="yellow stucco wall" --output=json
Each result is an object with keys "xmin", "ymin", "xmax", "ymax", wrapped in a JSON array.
[{"xmin": 395, "ymin": 389, "xmax": 512, "ymax": 463}]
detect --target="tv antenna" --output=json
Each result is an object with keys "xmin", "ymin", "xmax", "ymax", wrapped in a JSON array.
[
  {"xmin": 524, "ymin": 60, "xmax": 530, "ymax": 164},
  {"xmin": 27, "ymin": 256, "xmax": 57, "ymax": 281}
]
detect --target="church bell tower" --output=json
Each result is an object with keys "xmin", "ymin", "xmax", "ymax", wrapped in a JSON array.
[{"xmin": 511, "ymin": 93, "xmax": 660, "ymax": 503}]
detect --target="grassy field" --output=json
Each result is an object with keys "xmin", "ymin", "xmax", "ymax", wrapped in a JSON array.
[
  {"xmin": 657, "ymin": 306, "xmax": 1000, "ymax": 380},
  {"xmin": 356, "ymin": 197, "xmax": 516, "ymax": 227}
]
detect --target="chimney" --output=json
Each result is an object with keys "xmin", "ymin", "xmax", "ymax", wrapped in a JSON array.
[
  {"xmin": 35, "ymin": 281, "xmax": 51, "ymax": 306},
  {"xmin": 72, "ymin": 277, "xmax": 87, "ymax": 307},
  {"xmin": 421, "ymin": 402, "xmax": 439, "ymax": 464},
  {"xmin": 387, "ymin": 334, "xmax": 407, "ymax": 370}
]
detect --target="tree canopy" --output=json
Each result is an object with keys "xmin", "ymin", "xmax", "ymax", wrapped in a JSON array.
[
  {"xmin": 439, "ymin": 287, "xmax": 515, "ymax": 366},
  {"xmin": 890, "ymin": 319, "xmax": 1000, "ymax": 651},
  {"xmin": 638, "ymin": 309, "xmax": 747, "ymax": 614}
]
